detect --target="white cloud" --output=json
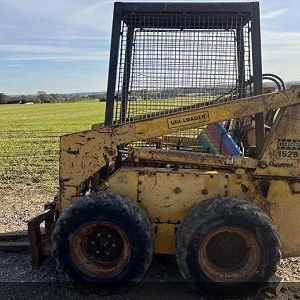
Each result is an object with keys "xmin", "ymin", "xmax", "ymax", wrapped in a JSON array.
[
  {"xmin": 262, "ymin": 31, "xmax": 300, "ymax": 80},
  {"xmin": 261, "ymin": 8, "xmax": 289, "ymax": 20},
  {"xmin": 262, "ymin": 31, "xmax": 300, "ymax": 55},
  {"xmin": 5, "ymin": 55, "xmax": 108, "ymax": 62},
  {"xmin": 0, "ymin": 43, "xmax": 109, "ymax": 62}
]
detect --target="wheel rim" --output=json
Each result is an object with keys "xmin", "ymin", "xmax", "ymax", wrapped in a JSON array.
[
  {"xmin": 70, "ymin": 221, "xmax": 131, "ymax": 278},
  {"xmin": 198, "ymin": 226, "xmax": 261, "ymax": 282}
]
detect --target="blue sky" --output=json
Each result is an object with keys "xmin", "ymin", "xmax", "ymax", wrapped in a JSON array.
[{"xmin": 0, "ymin": 0, "xmax": 299, "ymax": 95}]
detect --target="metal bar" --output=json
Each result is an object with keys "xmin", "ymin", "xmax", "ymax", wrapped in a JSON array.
[
  {"xmin": 117, "ymin": 2, "xmax": 254, "ymax": 14},
  {"xmin": 250, "ymin": 2, "xmax": 264, "ymax": 155},
  {"xmin": 27, "ymin": 206, "xmax": 55, "ymax": 269},
  {"xmin": 105, "ymin": 2, "xmax": 122, "ymax": 126},
  {"xmin": 0, "ymin": 231, "xmax": 28, "ymax": 240},
  {"xmin": 130, "ymin": 148, "xmax": 258, "ymax": 169},
  {"xmin": 0, "ymin": 231, "xmax": 30, "ymax": 251},
  {"xmin": 0, "ymin": 241, "xmax": 29, "ymax": 251},
  {"xmin": 114, "ymin": 88, "xmax": 300, "ymax": 145},
  {"xmin": 121, "ymin": 27, "xmax": 134, "ymax": 122},
  {"xmin": 236, "ymin": 27, "xmax": 246, "ymax": 98}
]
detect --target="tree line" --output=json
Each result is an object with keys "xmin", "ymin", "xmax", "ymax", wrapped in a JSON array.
[{"xmin": 0, "ymin": 91, "xmax": 106, "ymax": 104}]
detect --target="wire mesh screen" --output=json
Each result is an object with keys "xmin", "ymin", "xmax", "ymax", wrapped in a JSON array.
[{"xmin": 114, "ymin": 13, "xmax": 253, "ymax": 125}]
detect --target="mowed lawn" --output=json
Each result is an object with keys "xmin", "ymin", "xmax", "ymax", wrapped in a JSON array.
[{"xmin": 0, "ymin": 101, "xmax": 105, "ymax": 191}]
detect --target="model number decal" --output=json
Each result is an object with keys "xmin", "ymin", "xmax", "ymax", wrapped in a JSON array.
[
  {"xmin": 277, "ymin": 139, "xmax": 300, "ymax": 160},
  {"xmin": 167, "ymin": 111, "xmax": 210, "ymax": 129}
]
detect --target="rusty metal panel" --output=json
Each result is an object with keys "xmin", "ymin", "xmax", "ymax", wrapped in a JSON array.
[
  {"xmin": 59, "ymin": 129, "xmax": 118, "ymax": 186},
  {"xmin": 267, "ymin": 180, "xmax": 300, "ymax": 257},
  {"xmin": 137, "ymin": 169, "xmax": 228, "ymax": 223},
  {"xmin": 99, "ymin": 165, "xmax": 300, "ymax": 257},
  {"xmin": 103, "ymin": 167, "xmax": 139, "ymax": 202},
  {"xmin": 58, "ymin": 88, "xmax": 300, "ymax": 212},
  {"xmin": 255, "ymin": 104, "xmax": 300, "ymax": 177},
  {"xmin": 102, "ymin": 166, "xmax": 264, "ymax": 255},
  {"xmin": 130, "ymin": 147, "xmax": 258, "ymax": 170}
]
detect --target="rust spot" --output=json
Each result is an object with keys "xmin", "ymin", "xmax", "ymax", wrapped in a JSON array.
[
  {"xmin": 102, "ymin": 153, "xmax": 109, "ymax": 165},
  {"xmin": 201, "ymin": 189, "xmax": 208, "ymax": 195},
  {"xmin": 258, "ymin": 161, "xmax": 267, "ymax": 169},
  {"xmin": 241, "ymin": 184, "xmax": 249, "ymax": 193},
  {"xmin": 66, "ymin": 148, "xmax": 79, "ymax": 155},
  {"xmin": 162, "ymin": 204, "xmax": 173, "ymax": 208},
  {"xmin": 174, "ymin": 187, "xmax": 181, "ymax": 194},
  {"xmin": 70, "ymin": 221, "xmax": 131, "ymax": 278},
  {"xmin": 198, "ymin": 226, "xmax": 261, "ymax": 283},
  {"xmin": 60, "ymin": 177, "xmax": 71, "ymax": 183},
  {"xmin": 106, "ymin": 147, "xmax": 115, "ymax": 156},
  {"xmin": 260, "ymin": 180, "xmax": 270, "ymax": 198}
]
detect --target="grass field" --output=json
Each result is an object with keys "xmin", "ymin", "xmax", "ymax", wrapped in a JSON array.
[
  {"xmin": 0, "ymin": 96, "xmax": 211, "ymax": 192},
  {"xmin": 0, "ymin": 101, "xmax": 105, "ymax": 191}
]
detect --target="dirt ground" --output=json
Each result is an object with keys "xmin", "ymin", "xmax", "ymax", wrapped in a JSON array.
[{"xmin": 1, "ymin": 184, "xmax": 300, "ymax": 299}]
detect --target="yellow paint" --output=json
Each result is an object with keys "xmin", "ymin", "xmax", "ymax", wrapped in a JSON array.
[
  {"xmin": 57, "ymin": 88, "xmax": 300, "ymax": 258},
  {"xmin": 152, "ymin": 223, "xmax": 177, "ymax": 254},
  {"xmin": 267, "ymin": 180, "xmax": 300, "ymax": 257}
]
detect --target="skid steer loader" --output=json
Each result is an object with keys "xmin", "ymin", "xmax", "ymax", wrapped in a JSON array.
[{"xmin": 28, "ymin": 1, "xmax": 300, "ymax": 295}]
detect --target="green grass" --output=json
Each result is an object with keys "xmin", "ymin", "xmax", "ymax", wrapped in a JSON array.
[
  {"xmin": 0, "ymin": 101, "xmax": 105, "ymax": 191},
  {"xmin": 0, "ymin": 96, "xmax": 211, "ymax": 192}
]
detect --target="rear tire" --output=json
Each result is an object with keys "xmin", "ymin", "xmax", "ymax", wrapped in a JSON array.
[
  {"xmin": 52, "ymin": 192, "xmax": 153, "ymax": 284},
  {"xmin": 176, "ymin": 197, "xmax": 281, "ymax": 296}
]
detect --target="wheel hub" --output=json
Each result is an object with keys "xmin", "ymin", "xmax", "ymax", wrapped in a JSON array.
[
  {"xmin": 198, "ymin": 226, "xmax": 261, "ymax": 282},
  {"xmin": 70, "ymin": 221, "xmax": 131, "ymax": 278}
]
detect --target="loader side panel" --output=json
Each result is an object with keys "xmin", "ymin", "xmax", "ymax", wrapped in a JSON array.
[
  {"xmin": 256, "ymin": 103, "xmax": 300, "ymax": 177},
  {"xmin": 267, "ymin": 180, "xmax": 300, "ymax": 257},
  {"xmin": 103, "ymin": 167, "xmax": 272, "ymax": 254}
]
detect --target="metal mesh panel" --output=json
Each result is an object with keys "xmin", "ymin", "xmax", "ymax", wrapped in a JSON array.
[{"xmin": 114, "ymin": 13, "xmax": 253, "ymax": 124}]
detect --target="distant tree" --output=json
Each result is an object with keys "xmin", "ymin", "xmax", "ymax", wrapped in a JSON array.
[
  {"xmin": 87, "ymin": 93, "xmax": 106, "ymax": 102},
  {"xmin": 0, "ymin": 93, "xmax": 10, "ymax": 104},
  {"xmin": 140, "ymin": 89, "xmax": 149, "ymax": 100},
  {"xmin": 37, "ymin": 91, "xmax": 51, "ymax": 103},
  {"xmin": 50, "ymin": 93, "xmax": 64, "ymax": 102}
]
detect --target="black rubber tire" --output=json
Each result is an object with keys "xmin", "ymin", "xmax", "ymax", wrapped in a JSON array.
[
  {"xmin": 52, "ymin": 191, "xmax": 154, "ymax": 283},
  {"xmin": 176, "ymin": 197, "xmax": 281, "ymax": 296}
]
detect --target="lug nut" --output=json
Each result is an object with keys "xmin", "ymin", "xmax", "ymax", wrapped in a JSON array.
[
  {"xmin": 107, "ymin": 234, "xmax": 111, "ymax": 238},
  {"xmin": 96, "ymin": 250, "xmax": 99, "ymax": 254},
  {"xmin": 112, "ymin": 243, "xmax": 116, "ymax": 248},
  {"xmin": 91, "ymin": 241, "xmax": 95, "ymax": 245},
  {"xmin": 106, "ymin": 251, "xmax": 110, "ymax": 255},
  {"xmin": 97, "ymin": 233, "xmax": 101, "ymax": 237}
]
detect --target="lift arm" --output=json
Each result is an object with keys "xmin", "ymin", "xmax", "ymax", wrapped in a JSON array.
[{"xmin": 58, "ymin": 88, "xmax": 300, "ymax": 210}]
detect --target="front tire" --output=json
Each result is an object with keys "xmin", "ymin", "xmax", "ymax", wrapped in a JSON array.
[
  {"xmin": 52, "ymin": 192, "xmax": 153, "ymax": 283},
  {"xmin": 176, "ymin": 197, "xmax": 281, "ymax": 295}
]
